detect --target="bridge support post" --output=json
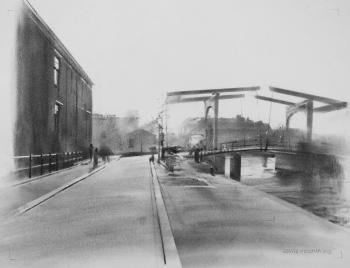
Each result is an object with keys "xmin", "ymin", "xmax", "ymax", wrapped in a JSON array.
[
  {"xmin": 224, "ymin": 155, "xmax": 232, "ymax": 178},
  {"xmin": 306, "ymin": 101, "xmax": 313, "ymax": 143},
  {"xmin": 204, "ymin": 93, "xmax": 219, "ymax": 150},
  {"xmin": 225, "ymin": 153, "xmax": 241, "ymax": 181},
  {"xmin": 232, "ymin": 153, "xmax": 241, "ymax": 181},
  {"xmin": 213, "ymin": 94, "xmax": 219, "ymax": 150}
]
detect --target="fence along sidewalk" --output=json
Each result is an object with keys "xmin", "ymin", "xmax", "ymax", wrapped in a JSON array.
[{"xmin": 13, "ymin": 151, "xmax": 85, "ymax": 180}]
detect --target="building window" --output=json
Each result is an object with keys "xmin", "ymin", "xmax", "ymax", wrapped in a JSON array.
[
  {"xmin": 54, "ymin": 103, "xmax": 61, "ymax": 133},
  {"xmin": 85, "ymin": 111, "xmax": 90, "ymax": 139},
  {"xmin": 128, "ymin": 138, "xmax": 135, "ymax": 148},
  {"xmin": 54, "ymin": 56, "xmax": 60, "ymax": 87}
]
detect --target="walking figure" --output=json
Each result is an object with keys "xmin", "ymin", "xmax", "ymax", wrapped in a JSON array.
[
  {"xmin": 89, "ymin": 144, "xmax": 94, "ymax": 162},
  {"xmin": 93, "ymin": 148, "xmax": 99, "ymax": 169},
  {"xmin": 149, "ymin": 154, "xmax": 155, "ymax": 164}
]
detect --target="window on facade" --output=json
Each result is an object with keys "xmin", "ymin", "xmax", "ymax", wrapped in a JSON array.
[
  {"xmin": 54, "ymin": 103, "xmax": 60, "ymax": 134},
  {"xmin": 128, "ymin": 138, "xmax": 135, "ymax": 148},
  {"xmin": 54, "ymin": 56, "xmax": 60, "ymax": 87},
  {"xmin": 86, "ymin": 111, "xmax": 89, "ymax": 139}
]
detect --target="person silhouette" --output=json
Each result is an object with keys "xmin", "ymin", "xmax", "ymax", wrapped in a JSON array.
[{"xmin": 93, "ymin": 148, "xmax": 99, "ymax": 169}]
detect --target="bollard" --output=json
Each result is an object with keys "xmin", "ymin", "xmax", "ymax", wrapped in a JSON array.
[
  {"xmin": 210, "ymin": 166, "xmax": 215, "ymax": 176},
  {"xmin": 29, "ymin": 153, "xmax": 32, "ymax": 178},
  {"xmin": 40, "ymin": 153, "xmax": 43, "ymax": 175}
]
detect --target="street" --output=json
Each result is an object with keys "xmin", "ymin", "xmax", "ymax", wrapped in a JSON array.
[
  {"xmin": 1, "ymin": 156, "xmax": 350, "ymax": 267},
  {"xmin": 0, "ymin": 157, "xmax": 166, "ymax": 267}
]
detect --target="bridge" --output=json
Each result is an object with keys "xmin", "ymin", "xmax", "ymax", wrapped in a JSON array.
[
  {"xmin": 165, "ymin": 86, "xmax": 348, "ymax": 179},
  {"xmin": 166, "ymin": 86, "xmax": 260, "ymax": 149},
  {"xmin": 166, "ymin": 85, "xmax": 347, "ymax": 149}
]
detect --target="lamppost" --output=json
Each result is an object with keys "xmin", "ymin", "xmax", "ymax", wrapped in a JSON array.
[
  {"xmin": 157, "ymin": 112, "xmax": 164, "ymax": 163},
  {"xmin": 158, "ymin": 123, "xmax": 164, "ymax": 163}
]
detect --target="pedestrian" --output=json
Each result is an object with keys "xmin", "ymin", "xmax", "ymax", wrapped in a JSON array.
[
  {"xmin": 149, "ymin": 154, "xmax": 155, "ymax": 163},
  {"xmin": 93, "ymin": 148, "xmax": 99, "ymax": 169},
  {"xmin": 194, "ymin": 148, "xmax": 200, "ymax": 163},
  {"xmin": 264, "ymin": 137, "xmax": 269, "ymax": 151},
  {"xmin": 89, "ymin": 144, "xmax": 94, "ymax": 162}
]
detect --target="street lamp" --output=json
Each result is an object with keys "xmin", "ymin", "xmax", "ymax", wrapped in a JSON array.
[{"xmin": 158, "ymin": 123, "xmax": 164, "ymax": 163}]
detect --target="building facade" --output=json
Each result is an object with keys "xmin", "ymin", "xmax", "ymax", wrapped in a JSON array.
[
  {"xmin": 92, "ymin": 114, "xmax": 157, "ymax": 154},
  {"xmin": 125, "ymin": 129, "xmax": 157, "ymax": 153},
  {"xmin": 92, "ymin": 114, "xmax": 139, "ymax": 154},
  {"xmin": 15, "ymin": 1, "xmax": 93, "ymax": 156}
]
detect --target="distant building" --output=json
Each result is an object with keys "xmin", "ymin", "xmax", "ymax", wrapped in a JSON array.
[
  {"xmin": 179, "ymin": 116, "xmax": 271, "ymax": 147},
  {"xmin": 15, "ymin": 1, "xmax": 93, "ymax": 155},
  {"xmin": 188, "ymin": 134, "xmax": 205, "ymax": 147},
  {"xmin": 92, "ymin": 113, "xmax": 139, "ymax": 153},
  {"xmin": 124, "ymin": 129, "xmax": 157, "ymax": 153},
  {"xmin": 92, "ymin": 114, "xmax": 120, "ymax": 153}
]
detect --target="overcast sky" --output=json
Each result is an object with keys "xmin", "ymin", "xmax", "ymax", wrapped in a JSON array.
[{"xmin": 26, "ymin": 0, "xmax": 350, "ymax": 134}]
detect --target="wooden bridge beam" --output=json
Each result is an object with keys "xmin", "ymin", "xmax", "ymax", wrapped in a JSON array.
[
  {"xmin": 269, "ymin": 86, "xmax": 344, "ymax": 105},
  {"xmin": 167, "ymin": 86, "xmax": 260, "ymax": 97},
  {"xmin": 166, "ymin": 94, "xmax": 245, "ymax": 104}
]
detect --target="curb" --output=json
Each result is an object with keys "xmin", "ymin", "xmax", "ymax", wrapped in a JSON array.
[
  {"xmin": 14, "ymin": 164, "xmax": 107, "ymax": 216},
  {"xmin": 150, "ymin": 163, "xmax": 182, "ymax": 267}
]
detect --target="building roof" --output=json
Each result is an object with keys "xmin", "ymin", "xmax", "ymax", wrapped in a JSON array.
[
  {"xmin": 23, "ymin": 0, "xmax": 94, "ymax": 86},
  {"xmin": 127, "ymin": 129, "xmax": 156, "ymax": 137}
]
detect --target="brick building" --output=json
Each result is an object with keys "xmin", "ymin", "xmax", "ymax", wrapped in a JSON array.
[{"xmin": 15, "ymin": 1, "xmax": 93, "ymax": 156}]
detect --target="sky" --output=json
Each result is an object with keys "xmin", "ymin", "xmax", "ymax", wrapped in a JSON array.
[{"xmin": 15, "ymin": 0, "xmax": 350, "ymax": 134}]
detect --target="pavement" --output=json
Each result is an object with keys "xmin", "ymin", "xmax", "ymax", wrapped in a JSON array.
[
  {"xmin": 1, "ymin": 155, "xmax": 350, "ymax": 267},
  {"xmin": 154, "ymin": 159, "xmax": 350, "ymax": 268},
  {"xmin": 0, "ymin": 160, "xmax": 94, "ymax": 218},
  {"xmin": 0, "ymin": 156, "xmax": 174, "ymax": 267}
]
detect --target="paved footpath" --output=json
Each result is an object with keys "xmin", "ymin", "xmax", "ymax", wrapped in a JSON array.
[
  {"xmin": 155, "ymin": 159, "xmax": 350, "ymax": 268},
  {"xmin": 0, "ymin": 156, "xmax": 167, "ymax": 267},
  {"xmin": 0, "ymin": 161, "xmax": 94, "ymax": 218}
]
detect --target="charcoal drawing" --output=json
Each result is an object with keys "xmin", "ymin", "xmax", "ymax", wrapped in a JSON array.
[{"xmin": 0, "ymin": 0, "xmax": 349, "ymax": 267}]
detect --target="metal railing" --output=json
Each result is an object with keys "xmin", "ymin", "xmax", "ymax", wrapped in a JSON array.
[
  {"xmin": 13, "ymin": 151, "xmax": 85, "ymax": 179},
  {"xmin": 219, "ymin": 136, "xmax": 298, "ymax": 151}
]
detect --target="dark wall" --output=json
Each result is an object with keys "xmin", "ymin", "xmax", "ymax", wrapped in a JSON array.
[{"xmin": 15, "ymin": 5, "xmax": 92, "ymax": 156}]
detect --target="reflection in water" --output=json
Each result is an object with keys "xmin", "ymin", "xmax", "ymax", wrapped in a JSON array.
[{"xmin": 241, "ymin": 155, "xmax": 350, "ymax": 228}]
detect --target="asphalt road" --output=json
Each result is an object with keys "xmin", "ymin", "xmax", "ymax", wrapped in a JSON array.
[{"xmin": 0, "ymin": 156, "xmax": 165, "ymax": 267}]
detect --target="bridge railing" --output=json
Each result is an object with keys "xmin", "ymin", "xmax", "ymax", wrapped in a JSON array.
[
  {"xmin": 13, "ymin": 151, "xmax": 85, "ymax": 179},
  {"xmin": 219, "ymin": 137, "xmax": 298, "ymax": 152},
  {"xmin": 220, "ymin": 138, "xmax": 262, "ymax": 151}
]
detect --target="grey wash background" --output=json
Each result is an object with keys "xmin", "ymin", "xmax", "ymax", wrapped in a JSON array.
[
  {"xmin": 0, "ymin": 0, "xmax": 349, "ymax": 188},
  {"xmin": 0, "ymin": 1, "xmax": 350, "ymax": 267}
]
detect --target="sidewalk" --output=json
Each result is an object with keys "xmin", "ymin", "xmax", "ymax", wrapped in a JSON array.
[
  {"xmin": 0, "ymin": 159, "xmax": 109, "ymax": 218},
  {"xmin": 155, "ymin": 159, "xmax": 350, "ymax": 268}
]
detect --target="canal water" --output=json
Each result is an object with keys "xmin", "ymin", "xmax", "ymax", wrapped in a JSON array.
[{"xmin": 241, "ymin": 155, "xmax": 350, "ymax": 228}]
